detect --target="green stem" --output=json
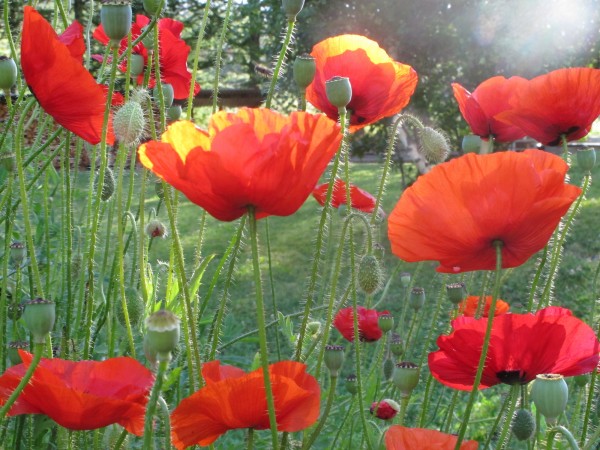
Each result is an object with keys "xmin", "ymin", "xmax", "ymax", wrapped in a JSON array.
[
  {"xmin": 495, "ymin": 385, "xmax": 520, "ymax": 450},
  {"xmin": 303, "ymin": 376, "xmax": 338, "ymax": 449},
  {"xmin": 248, "ymin": 207, "xmax": 279, "ymax": 450},
  {"xmin": 265, "ymin": 20, "xmax": 295, "ymax": 109},
  {"xmin": 143, "ymin": 359, "xmax": 168, "ymax": 450},
  {"xmin": 547, "ymin": 426, "xmax": 579, "ymax": 450},
  {"xmin": 247, "ymin": 428, "xmax": 255, "ymax": 450},
  {"xmin": 186, "ymin": 0, "xmax": 212, "ymax": 118},
  {"xmin": 212, "ymin": 0, "xmax": 234, "ymax": 113},
  {"xmin": 0, "ymin": 342, "xmax": 44, "ymax": 420}
]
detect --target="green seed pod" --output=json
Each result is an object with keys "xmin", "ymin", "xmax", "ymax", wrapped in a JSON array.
[
  {"xmin": 0, "ymin": 56, "xmax": 18, "ymax": 91},
  {"xmin": 325, "ymin": 76, "xmax": 352, "ymax": 109},
  {"xmin": 357, "ymin": 254, "xmax": 383, "ymax": 295},
  {"xmin": 512, "ymin": 409, "xmax": 536, "ymax": 441},
  {"xmin": 154, "ymin": 83, "xmax": 174, "ymax": 109},
  {"xmin": 399, "ymin": 272, "xmax": 411, "ymax": 288},
  {"xmin": 324, "ymin": 344, "xmax": 345, "ymax": 377},
  {"xmin": 7, "ymin": 302, "xmax": 23, "ymax": 322},
  {"xmin": 9, "ymin": 241, "xmax": 26, "ymax": 268},
  {"xmin": 577, "ymin": 148, "xmax": 596, "ymax": 173},
  {"xmin": 446, "ymin": 282, "xmax": 467, "ymax": 305},
  {"xmin": 143, "ymin": 0, "xmax": 164, "ymax": 16},
  {"xmin": 145, "ymin": 309, "xmax": 180, "ymax": 362},
  {"xmin": 419, "ymin": 127, "xmax": 450, "ymax": 164},
  {"xmin": 378, "ymin": 314, "xmax": 394, "ymax": 334},
  {"xmin": 129, "ymin": 53, "xmax": 145, "ymax": 77},
  {"xmin": 390, "ymin": 333, "xmax": 404, "ymax": 357},
  {"xmin": 462, "ymin": 134, "xmax": 482, "ymax": 153},
  {"xmin": 167, "ymin": 104, "xmax": 182, "ymax": 122},
  {"xmin": 97, "ymin": 167, "xmax": 116, "ymax": 201},
  {"xmin": 383, "ymin": 358, "xmax": 394, "ymax": 380},
  {"xmin": 100, "ymin": 1, "xmax": 132, "ymax": 46},
  {"xmin": 531, "ymin": 374, "xmax": 568, "ymax": 425},
  {"xmin": 113, "ymin": 100, "xmax": 146, "ymax": 145},
  {"xmin": 282, "ymin": 0, "xmax": 305, "ymax": 20},
  {"xmin": 116, "ymin": 287, "xmax": 145, "ymax": 329},
  {"xmin": 409, "ymin": 287, "xmax": 425, "ymax": 311},
  {"xmin": 7, "ymin": 341, "xmax": 29, "ymax": 366},
  {"xmin": 293, "ymin": 54, "xmax": 316, "ymax": 89},
  {"xmin": 345, "ymin": 374, "xmax": 357, "ymax": 395},
  {"xmin": 392, "ymin": 361, "xmax": 419, "ymax": 398},
  {"xmin": 23, "ymin": 298, "xmax": 56, "ymax": 344}
]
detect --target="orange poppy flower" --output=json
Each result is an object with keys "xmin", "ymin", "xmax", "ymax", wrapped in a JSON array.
[
  {"xmin": 388, "ymin": 150, "xmax": 581, "ymax": 273},
  {"xmin": 457, "ymin": 296, "xmax": 510, "ymax": 317},
  {"xmin": 312, "ymin": 179, "xmax": 384, "ymax": 216},
  {"xmin": 0, "ymin": 350, "xmax": 154, "ymax": 435},
  {"xmin": 385, "ymin": 426, "xmax": 479, "ymax": 449},
  {"xmin": 21, "ymin": 6, "xmax": 122, "ymax": 145},
  {"xmin": 452, "ymin": 76, "xmax": 527, "ymax": 142},
  {"xmin": 496, "ymin": 67, "xmax": 600, "ymax": 145},
  {"xmin": 170, "ymin": 360, "xmax": 320, "ymax": 448},
  {"xmin": 306, "ymin": 34, "xmax": 418, "ymax": 132},
  {"xmin": 138, "ymin": 108, "xmax": 342, "ymax": 221}
]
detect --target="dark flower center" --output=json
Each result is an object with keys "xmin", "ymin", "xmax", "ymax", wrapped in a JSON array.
[
  {"xmin": 548, "ymin": 126, "xmax": 579, "ymax": 146},
  {"xmin": 496, "ymin": 370, "xmax": 528, "ymax": 385}
]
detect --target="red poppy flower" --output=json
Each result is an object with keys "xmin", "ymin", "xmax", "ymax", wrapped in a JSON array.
[
  {"xmin": 388, "ymin": 150, "xmax": 581, "ymax": 273},
  {"xmin": 452, "ymin": 76, "xmax": 527, "ymax": 142},
  {"xmin": 428, "ymin": 306, "xmax": 600, "ymax": 391},
  {"xmin": 385, "ymin": 426, "xmax": 479, "ymax": 450},
  {"xmin": 496, "ymin": 67, "xmax": 600, "ymax": 145},
  {"xmin": 93, "ymin": 15, "xmax": 200, "ymax": 99},
  {"xmin": 457, "ymin": 296, "xmax": 510, "ymax": 317},
  {"xmin": 0, "ymin": 350, "xmax": 154, "ymax": 435},
  {"xmin": 312, "ymin": 179, "xmax": 384, "ymax": 216},
  {"xmin": 333, "ymin": 306, "xmax": 389, "ymax": 342},
  {"xmin": 170, "ymin": 360, "xmax": 320, "ymax": 448},
  {"xmin": 138, "ymin": 108, "xmax": 342, "ymax": 221},
  {"xmin": 21, "ymin": 6, "xmax": 122, "ymax": 145},
  {"xmin": 306, "ymin": 34, "xmax": 418, "ymax": 132}
]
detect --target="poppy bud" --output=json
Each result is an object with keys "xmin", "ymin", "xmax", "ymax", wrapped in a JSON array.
[
  {"xmin": 378, "ymin": 314, "xmax": 394, "ymax": 333},
  {"xmin": 324, "ymin": 344, "xmax": 345, "ymax": 377},
  {"xmin": 512, "ymin": 408, "xmax": 536, "ymax": 441},
  {"xmin": 390, "ymin": 333, "xmax": 404, "ymax": 357},
  {"xmin": 293, "ymin": 54, "xmax": 316, "ymax": 90},
  {"xmin": 154, "ymin": 83, "xmax": 174, "ymax": 109},
  {"xmin": 573, "ymin": 373, "xmax": 590, "ymax": 387},
  {"xmin": 531, "ymin": 373, "xmax": 568, "ymax": 425},
  {"xmin": 357, "ymin": 254, "xmax": 383, "ymax": 295},
  {"xmin": 325, "ymin": 76, "xmax": 352, "ymax": 110},
  {"xmin": 141, "ymin": 25, "xmax": 154, "ymax": 51},
  {"xmin": 155, "ymin": 179, "xmax": 165, "ymax": 199},
  {"xmin": 383, "ymin": 358, "xmax": 394, "ymax": 380},
  {"xmin": 9, "ymin": 241, "xmax": 26, "ymax": 267},
  {"xmin": 282, "ymin": 0, "xmax": 305, "ymax": 20},
  {"xmin": 116, "ymin": 287, "xmax": 145, "ymax": 328},
  {"xmin": 345, "ymin": 374, "xmax": 357, "ymax": 395},
  {"xmin": 8, "ymin": 302, "xmax": 23, "ymax": 322},
  {"xmin": 446, "ymin": 282, "xmax": 467, "ymax": 305},
  {"xmin": 100, "ymin": 1, "xmax": 132, "ymax": 47},
  {"xmin": 419, "ymin": 127, "xmax": 450, "ymax": 164},
  {"xmin": 462, "ymin": 134, "xmax": 482, "ymax": 153},
  {"xmin": 129, "ymin": 54, "xmax": 145, "ymax": 77},
  {"xmin": 0, "ymin": 152, "xmax": 15, "ymax": 173},
  {"xmin": 7, "ymin": 341, "xmax": 28, "ymax": 366},
  {"xmin": 145, "ymin": 309, "xmax": 180, "ymax": 362},
  {"xmin": 113, "ymin": 100, "xmax": 146, "ymax": 146},
  {"xmin": 576, "ymin": 148, "xmax": 596, "ymax": 173},
  {"xmin": 399, "ymin": 272, "xmax": 411, "ymax": 288},
  {"xmin": 23, "ymin": 298, "xmax": 56, "ymax": 344},
  {"xmin": 145, "ymin": 219, "xmax": 168, "ymax": 238},
  {"xmin": 0, "ymin": 56, "xmax": 18, "ymax": 91},
  {"xmin": 307, "ymin": 320, "xmax": 321, "ymax": 337},
  {"xmin": 70, "ymin": 252, "xmax": 83, "ymax": 280},
  {"xmin": 370, "ymin": 399, "xmax": 400, "ymax": 420},
  {"xmin": 409, "ymin": 287, "xmax": 425, "ymax": 311},
  {"xmin": 97, "ymin": 167, "xmax": 115, "ymax": 201},
  {"xmin": 392, "ymin": 361, "xmax": 419, "ymax": 397},
  {"xmin": 143, "ymin": 0, "xmax": 164, "ymax": 16},
  {"xmin": 167, "ymin": 104, "xmax": 182, "ymax": 122}
]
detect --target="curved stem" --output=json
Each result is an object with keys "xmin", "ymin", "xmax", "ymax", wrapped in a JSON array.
[
  {"xmin": 265, "ymin": 20, "xmax": 295, "ymax": 108},
  {"xmin": 547, "ymin": 426, "xmax": 579, "ymax": 450}
]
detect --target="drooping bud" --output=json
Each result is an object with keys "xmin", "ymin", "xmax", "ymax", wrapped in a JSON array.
[
  {"xmin": 577, "ymin": 148, "xmax": 596, "ymax": 173},
  {"xmin": 446, "ymin": 282, "xmax": 467, "ymax": 305},
  {"xmin": 154, "ymin": 83, "xmax": 174, "ymax": 109},
  {"xmin": 325, "ymin": 76, "xmax": 352, "ymax": 110},
  {"xmin": 7, "ymin": 341, "xmax": 28, "ymax": 366},
  {"xmin": 324, "ymin": 344, "xmax": 345, "ymax": 377},
  {"xmin": 116, "ymin": 287, "xmax": 145, "ymax": 329},
  {"xmin": 129, "ymin": 54, "xmax": 145, "ymax": 77},
  {"xmin": 23, "ymin": 298, "xmax": 56, "ymax": 344},
  {"xmin": 9, "ymin": 241, "xmax": 26, "ymax": 268},
  {"xmin": 100, "ymin": 1, "xmax": 132, "ymax": 47},
  {"xmin": 419, "ymin": 127, "xmax": 450, "ymax": 164},
  {"xmin": 97, "ymin": 167, "xmax": 116, "ymax": 201},
  {"xmin": 307, "ymin": 321, "xmax": 321, "ymax": 338},
  {"xmin": 392, "ymin": 361, "xmax": 419, "ymax": 397},
  {"xmin": 0, "ymin": 56, "xmax": 18, "ymax": 91},
  {"xmin": 461, "ymin": 134, "xmax": 482, "ymax": 153},
  {"xmin": 167, "ymin": 104, "xmax": 182, "ymax": 122},
  {"xmin": 141, "ymin": 25, "xmax": 154, "ymax": 51},
  {"xmin": 378, "ymin": 314, "xmax": 394, "ymax": 333},
  {"xmin": 531, "ymin": 374, "xmax": 568, "ymax": 425},
  {"xmin": 383, "ymin": 358, "xmax": 394, "ymax": 380},
  {"xmin": 399, "ymin": 272, "xmax": 411, "ymax": 288},
  {"xmin": 511, "ymin": 408, "xmax": 536, "ymax": 441},
  {"xmin": 390, "ymin": 333, "xmax": 404, "ymax": 357},
  {"xmin": 113, "ymin": 100, "xmax": 146, "ymax": 146},
  {"xmin": 143, "ymin": 0, "xmax": 164, "ymax": 16},
  {"xmin": 282, "ymin": 0, "xmax": 305, "ymax": 20},
  {"xmin": 370, "ymin": 399, "xmax": 400, "ymax": 420},
  {"xmin": 345, "ymin": 374, "xmax": 357, "ymax": 395},
  {"xmin": 357, "ymin": 254, "xmax": 383, "ymax": 295},
  {"xmin": 155, "ymin": 179, "xmax": 165, "ymax": 199},
  {"xmin": 145, "ymin": 309, "xmax": 180, "ymax": 362},
  {"xmin": 409, "ymin": 287, "xmax": 425, "ymax": 311},
  {"xmin": 145, "ymin": 219, "xmax": 168, "ymax": 238},
  {"xmin": 293, "ymin": 54, "xmax": 316, "ymax": 90}
]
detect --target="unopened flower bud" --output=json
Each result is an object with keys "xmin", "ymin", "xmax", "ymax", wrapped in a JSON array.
[
  {"xmin": 390, "ymin": 333, "xmax": 404, "ymax": 357},
  {"xmin": 392, "ymin": 361, "xmax": 419, "ymax": 397},
  {"xmin": 167, "ymin": 104, "xmax": 182, "ymax": 122},
  {"xmin": 307, "ymin": 321, "xmax": 321, "ymax": 337},
  {"xmin": 419, "ymin": 127, "xmax": 450, "ymax": 164},
  {"xmin": 9, "ymin": 241, "xmax": 26, "ymax": 267},
  {"xmin": 461, "ymin": 134, "xmax": 482, "ymax": 153},
  {"xmin": 326, "ymin": 76, "xmax": 352, "ymax": 110},
  {"xmin": 7, "ymin": 341, "xmax": 28, "ymax": 366},
  {"xmin": 324, "ymin": 344, "xmax": 345, "ymax": 377},
  {"xmin": 399, "ymin": 272, "xmax": 411, "ymax": 288},
  {"xmin": 446, "ymin": 282, "xmax": 467, "ymax": 305},
  {"xmin": 370, "ymin": 399, "xmax": 400, "ymax": 420},
  {"xmin": 143, "ymin": 0, "xmax": 164, "ymax": 15},
  {"xmin": 145, "ymin": 309, "xmax": 180, "ymax": 362},
  {"xmin": 142, "ymin": 25, "xmax": 154, "ymax": 50},
  {"xmin": 114, "ymin": 100, "xmax": 146, "ymax": 145},
  {"xmin": 345, "ymin": 374, "xmax": 357, "ymax": 395},
  {"xmin": 116, "ymin": 287, "xmax": 145, "ymax": 328},
  {"xmin": 154, "ymin": 83, "xmax": 174, "ymax": 109},
  {"xmin": 0, "ymin": 56, "xmax": 18, "ymax": 91},
  {"xmin": 145, "ymin": 219, "xmax": 168, "ymax": 239},
  {"xmin": 23, "ymin": 298, "xmax": 56, "ymax": 344},
  {"xmin": 282, "ymin": 0, "xmax": 305, "ymax": 20},
  {"xmin": 512, "ymin": 408, "xmax": 536, "ymax": 441},
  {"xmin": 378, "ymin": 314, "xmax": 394, "ymax": 333},
  {"xmin": 129, "ymin": 54, "xmax": 145, "ymax": 76},
  {"xmin": 155, "ymin": 179, "xmax": 165, "ymax": 199},
  {"xmin": 409, "ymin": 287, "xmax": 425, "ymax": 311},
  {"xmin": 293, "ymin": 54, "xmax": 316, "ymax": 89},
  {"xmin": 358, "ymin": 254, "xmax": 383, "ymax": 295},
  {"xmin": 577, "ymin": 148, "xmax": 596, "ymax": 173},
  {"xmin": 97, "ymin": 167, "xmax": 115, "ymax": 201},
  {"xmin": 531, "ymin": 374, "xmax": 568, "ymax": 425},
  {"xmin": 383, "ymin": 358, "xmax": 394, "ymax": 380},
  {"xmin": 100, "ymin": 1, "xmax": 132, "ymax": 47},
  {"xmin": 0, "ymin": 152, "xmax": 15, "ymax": 173}
]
